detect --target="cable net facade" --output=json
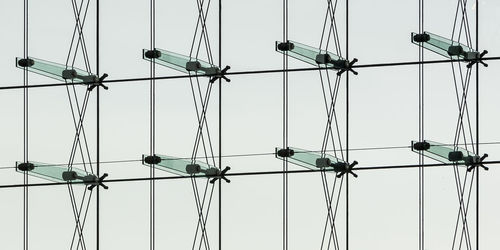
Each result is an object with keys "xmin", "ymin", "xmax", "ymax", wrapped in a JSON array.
[{"xmin": 1, "ymin": 0, "xmax": 499, "ymax": 249}]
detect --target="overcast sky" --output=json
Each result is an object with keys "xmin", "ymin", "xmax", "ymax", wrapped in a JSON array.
[{"xmin": 0, "ymin": 0, "xmax": 499, "ymax": 249}]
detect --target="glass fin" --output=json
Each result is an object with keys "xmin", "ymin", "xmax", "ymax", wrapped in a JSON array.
[
  {"xmin": 411, "ymin": 32, "xmax": 476, "ymax": 59},
  {"xmin": 142, "ymin": 48, "xmax": 219, "ymax": 75},
  {"xmin": 16, "ymin": 57, "xmax": 96, "ymax": 83},
  {"xmin": 142, "ymin": 154, "xmax": 217, "ymax": 177},
  {"xmin": 16, "ymin": 161, "xmax": 91, "ymax": 183},
  {"xmin": 275, "ymin": 147, "xmax": 345, "ymax": 171},
  {"xmin": 275, "ymin": 40, "xmax": 344, "ymax": 67},
  {"xmin": 411, "ymin": 140, "xmax": 475, "ymax": 164}
]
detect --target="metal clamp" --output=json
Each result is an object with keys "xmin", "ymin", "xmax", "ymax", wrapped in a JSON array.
[
  {"xmin": 465, "ymin": 153, "xmax": 489, "ymax": 172},
  {"xmin": 336, "ymin": 58, "xmax": 358, "ymax": 76},
  {"xmin": 332, "ymin": 161, "xmax": 358, "ymax": 178},
  {"xmin": 466, "ymin": 50, "xmax": 488, "ymax": 68},
  {"xmin": 62, "ymin": 171, "xmax": 109, "ymax": 190},
  {"xmin": 88, "ymin": 73, "xmax": 109, "ymax": 91},
  {"xmin": 209, "ymin": 66, "xmax": 231, "ymax": 83},
  {"xmin": 209, "ymin": 166, "xmax": 231, "ymax": 184}
]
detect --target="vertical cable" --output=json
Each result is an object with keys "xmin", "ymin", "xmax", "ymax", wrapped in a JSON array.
[
  {"xmin": 281, "ymin": 0, "xmax": 289, "ymax": 249},
  {"xmin": 345, "ymin": 0, "xmax": 349, "ymax": 249},
  {"xmin": 417, "ymin": 0, "xmax": 425, "ymax": 249},
  {"xmin": 218, "ymin": 0, "xmax": 222, "ymax": 249},
  {"xmin": 475, "ymin": 0, "xmax": 479, "ymax": 249},
  {"xmin": 23, "ymin": 0, "xmax": 29, "ymax": 249},
  {"xmin": 96, "ymin": 0, "xmax": 100, "ymax": 249},
  {"xmin": 149, "ymin": 0, "xmax": 156, "ymax": 248}
]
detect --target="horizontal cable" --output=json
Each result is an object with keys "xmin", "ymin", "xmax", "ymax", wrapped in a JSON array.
[
  {"xmin": 2, "ymin": 56, "xmax": 499, "ymax": 91},
  {"xmin": 1, "ymin": 160, "xmax": 499, "ymax": 189},
  {"xmin": 2, "ymin": 141, "xmax": 499, "ymax": 170}
]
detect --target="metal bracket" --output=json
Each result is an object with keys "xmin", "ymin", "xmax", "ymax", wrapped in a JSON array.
[
  {"xmin": 466, "ymin": 50, "xmax": 488, "ymax": 68},
  {"xmin": 276, "ymin": 147, "xmax": 295, "ymax": 158},
  {"xmin": 87, "ymin": 173, "xmax": 109, "ymax": 190},
  {"xmin": 209, "ymin": 166, "xmax": 231, "ymax": 184},
  {"xmin": 209, "ymin": 66, "xmax": 231, "ymax": 83},
  {"xmin": 88, "ymin": 73, "xmax": 109, "ymax": 91},
  {"xmin": 466, "ymin": 153, "xmax": 489, "ymax": 172},
  {"xmin": 336, "ymin": 58, "xmax": 358, "ymax": 76},
  {"xmin": 62, "ymin": 171, "xmax": 109, "ymax": 190},
  {"xmin": 144, "ymin": 155, "xmax": 162, "ymax": 165},
  {"xmin": 277, "ymin": 41, "xmax": 295, "ymax": 51},
  {"xmin": 332, "ymin": 161, "xmax": 358, "ymax": 178},
  {"xmin": 17, "ymin": 162, "xmax": 35, "ymax": 171},
  {"xmin": 412, "ymin": 141, "xmax": 431, "ymax": 151}
]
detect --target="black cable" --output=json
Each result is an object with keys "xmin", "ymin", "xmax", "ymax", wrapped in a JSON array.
[
  {"xmin": 281, "ymin": 0, "xmax": 289, "ymax": 248},
  {"xmin": 475, "ymin": 0, "xmax": 480, "ymax": 249},
  {"xmin": 4, "ymin": 140, "xmax": 500, "ymax": 171},
  {"xmin": 345, "ymin": 0, "xmax": 349, "ymax": 249},
  {"xmin": 4, "ymin": 56, "xmax": 500, "ymax": 91},
  {"xmin": 218, "ymin": 0, "xmax": 222, "ymax": 249},
  {"xmin": 96, "ymin": 0, "xmax": 101, "ymax": 249},
  {"xmin": 417, "ymin": 0, "xmax": 424, "ymax": 248},
  {"xmin": 67, "ymin": 184, "xmax": 88, "ymax": 250},
  {"xmin": 3, "ymin": 160, "xmax": 499, "ymax": 190},
  {"xmin": 22, "ymin": 0, "xmax": 29, "ymax": 249},
  {"xmin": 148, "ymin": 0, "xmax": 156, "ymax": 248}
]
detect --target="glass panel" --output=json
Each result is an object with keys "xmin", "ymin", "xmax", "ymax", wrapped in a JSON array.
[
  {"xmin": 275, "ymin": 40, "xmax": 344, "ymax": 67},
  {"xmin": 411, "ymin": 32, "xmax": 476, "ymax": 59},
  {"xmin": 143, "ymin": 154, "xmax": 217, "ymax": 177},
  {"xmin": 16, "ymin": 161, "xmax": 90, "ymax": 183},
  {"xmin": 16, "ymin": 57, "xmax": 96, "ymax": 83},
  {"xmin": 275, "ymin": 147, "xmax": 345, "ymax": 171},
  {"xmin": 411, "ymin": 140, "xmax": 475, "ymax": 164},
  {"xmin": 142, "ymin": 48, "xmax": 218, "ymax": 75}
]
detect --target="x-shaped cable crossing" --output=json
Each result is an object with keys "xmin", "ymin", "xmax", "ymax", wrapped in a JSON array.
[
  {"xmin": 448, "ymin": 1, "xmax": 483, "ymax": 248},
  {"xmin": 64, "ymin": 0, "xmax": 99, "ymax": 249},
  {"xmin": 187, "ymin": 0, "xmax": 219, "ymax": 248},
  {"xmin": 317, "ymin": 1, "xmax": 349, "ymax": 249}
]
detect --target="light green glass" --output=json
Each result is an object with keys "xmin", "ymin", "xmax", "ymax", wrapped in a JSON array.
[
  {"xmin": 275, "ymin": 40, "xmax": 344, "ymax": 67},
  {"xmin": 276, "ymin": 147, "xmax": 345, "ymax": 171},
  {"xmin": 16, "ymin": 57, "xmax": 97, "ymax": 83},
  {"xmin": 16, "ymin": 161, "xmax": 91, "ymax": 183},
  {"xmin": 411, "ymin": 32, "xmax": 476, "ymax": 59},
  {"xmin": 142, "ymin": 48, "xmax": 219, "ymax": 75},
  {"xmin": 411, "ymin": 140, "xmax": 474, "ymax": 164},
  {"xmin": 143, "ymin": 154, "xmax": 218, "ymax": 177}
]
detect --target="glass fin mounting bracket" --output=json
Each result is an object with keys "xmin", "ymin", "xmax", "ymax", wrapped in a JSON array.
[
  {"xmin": 275, "ymin": 147, "xmax": 358, "ymax": 178},
  {"xmin": 142, "ymin": 154, "xmax": 230, "ymax": 183},
  {"xmin": 16, "ymin": 57, "xmax": 99, "ymax": 83},
  {"xmin": 15, "ymin": 161, "xmax": 108, "ymax": 189},
  {"xmin": 411, "ymin": 140, "xmax": 489, "ymax": 171},
  {"xmin": 411, "ymin": 31, "xmax": 488, "ymax": 68},
  {"xmin": 143, "ymin": 48, "xmax": 219, "ymax": 75},
  {"xmin": 275, "ymin": 40, "xmax": 358, "ymax": 75},
  {"xmin": 143, "ymin": 48, "xmax": 231, "ymax": 82}
]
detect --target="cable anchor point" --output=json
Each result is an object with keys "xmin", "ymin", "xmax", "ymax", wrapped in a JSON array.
[
  {"xmin": 332, "ymin": 161, "xmax": 359, "ymax": 178},
  {"xmin": 62, "ymin": 171, "xmax": 109, "ymax": 190},
  {"xmin": 336, "ymin": 58, "xmax": 358, "ymax": 76},
  {"xmin": 88, "ymin": 173, "xmax": 109, "ymax": 190},
  {"xmin": 466, "ymin": 50, "xmax": 488, "ymax": 68},
  {"xmin": 209, "ymin": 66, "xmax": 231, "ymax": 83},
  {"xmin": 88, "ymin": 73, "xmax": 109, "ymax": 91},
  {"xmin": 209, "ymin": 166, "xmax": 231, "ymax": 184},
  {"xmin": 466, "ymin": 153, "xmax": 489, "ymax": 172}
]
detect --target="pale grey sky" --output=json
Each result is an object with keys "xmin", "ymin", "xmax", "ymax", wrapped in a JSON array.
[{"xmin": 1, "ymin": 0, "xmax": 499, "ymax": 249}]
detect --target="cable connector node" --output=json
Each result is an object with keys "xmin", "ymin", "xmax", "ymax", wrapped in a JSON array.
[
  {"xmin": 209, "ymin": 66, "xmax": 231, "ymax": 83},
  {"xmin": 336, "ymin": 58, "xmax": 358, "ymax": 76},
  {"xmin": 466, "ymin": 153, "xmax": 489, "ymax": 172},
  {"xmin": 88, "ymin": 73, "xmax": 109, "ymax": 91},
  {"xmin": 466, "ymin": 50, "xmax": 488, "ymax": 68},
  {"xmin": 209, "ymin": 166, "xmax": 231, "ymax": 184}
]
